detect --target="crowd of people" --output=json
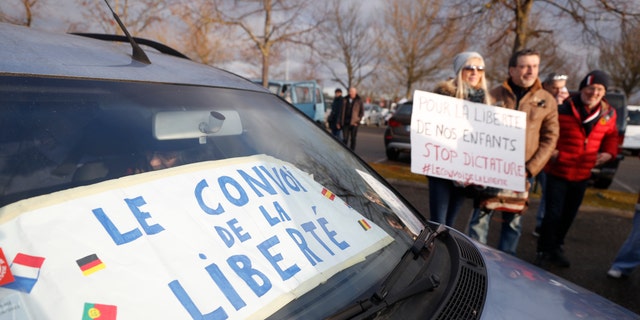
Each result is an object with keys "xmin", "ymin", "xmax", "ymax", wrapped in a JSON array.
[
  {"xmin": 434, "ymin": 49, "xmax": 638, "ymax": 278},
  {"xmin": 329, "ymin": 48, "xmax": 639, "ymax": 279}
]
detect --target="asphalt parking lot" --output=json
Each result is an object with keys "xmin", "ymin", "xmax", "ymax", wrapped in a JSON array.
[{"xmin": 388, "ymin": 179, "xmax": 640, "ymax": 315}]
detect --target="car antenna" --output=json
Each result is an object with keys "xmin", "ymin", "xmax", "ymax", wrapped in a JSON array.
[{"xmin": 103, "ymin": 0, "xmax": 151, "ymax": 64}]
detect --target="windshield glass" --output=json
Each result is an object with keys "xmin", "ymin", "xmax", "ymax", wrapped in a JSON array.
[{"xmin": 0, "ymin": 76, "xmax": 425, "ymax": 319}]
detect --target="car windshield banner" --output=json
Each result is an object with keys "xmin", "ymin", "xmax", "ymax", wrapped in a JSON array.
[
  {"xmin": 410, "ymin": 90, "xmax": 527, "ymax": 192},
  {"xmin": 0, "ymin": 154, "xmax": 393, "ymax": 319}
]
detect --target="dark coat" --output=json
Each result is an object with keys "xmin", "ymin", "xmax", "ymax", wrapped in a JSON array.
[
  {"xmin": 340, "ymin": 94, "xmax": 364, "ymax": 126},
  {"xmin": 327, "ymin": 96, "xmax": 344, "ymax": 130}
]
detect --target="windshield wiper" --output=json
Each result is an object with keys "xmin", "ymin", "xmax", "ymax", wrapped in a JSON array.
[{"xmin": 327, "ymin": 224, "xmax": 449, "ymax": 320}]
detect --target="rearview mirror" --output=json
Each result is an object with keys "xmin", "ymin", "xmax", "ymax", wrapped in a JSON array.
[{"xmin": 153, "ymin": 110, "xmax": 243, "ymax": 140}]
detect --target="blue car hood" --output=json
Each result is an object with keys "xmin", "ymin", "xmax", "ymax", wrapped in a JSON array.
[{"xmin": 476, "ymin": 243, "xmax": 638, "ymax": 319}]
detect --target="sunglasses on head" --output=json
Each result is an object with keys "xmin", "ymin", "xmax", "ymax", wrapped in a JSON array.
[
  {"xmin": 462, "ymin": 65, "xmax": 485, "ymax": 71},
  {"xmin": 552, "ymin": 74, "xmax": 568, "ymax": 81}
]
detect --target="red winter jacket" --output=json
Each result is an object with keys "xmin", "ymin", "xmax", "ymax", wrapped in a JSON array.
[{"xmin": 544, "ymin": 95, "xmax": 619, "ymax": 181}]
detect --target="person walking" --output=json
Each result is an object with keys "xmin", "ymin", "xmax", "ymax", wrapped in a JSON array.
[
  {"xmin": 327, "ymin": 88, "xmax": 344, "ymax": 140},
  {"xmin": 468, "ymin": 49, "xmax": 559, "ymax": 255},
  {"xmin": 607, "ymin": 190, "xmax": 640, "ymax": 279},
  {"xmin": 533, "ymin": 72, "xmax": 570, "ymax": 237},
  {"xmin": 535, "ymin": 70, "xmax": 619, "ymax": 268},
  {"xmin": 429, "ymin": 51, "xmax": 492, "ymax": 227},
  {"xmin": 338, "ymin": 87, "xmax": 364, "ymax": 150}
]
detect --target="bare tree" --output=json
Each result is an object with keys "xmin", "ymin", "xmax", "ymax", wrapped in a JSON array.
[
  {"xmin": 0, "ymin": 0, "xmax": 38, "ymax": 26},
  {"xmin": 73, "ymin": 0, "xmax": 168, "ymax": 35},
  {"xmin": 595, "ymin": 19, "xmax": 640, "ymax": 99},
  {"xmin": 200, "ymin": 0, "xmax": 326, "ymax": 87},
  {"xmin": 170, "ymin": 2, "xmax": 238, "ymax": 65},
  {"xmin": 458, "ymin": 0, "xmax": 640, "ymax": 54},
  {"xmin": 481, "ymin": 20, "xmax": 578, "ymax": 87},
  {"xmin": 316, "ymin": 0, "xmax": 379, "ymax": 90},
  {"xmin": 379, "ymin": 0, "xmax": 467, "ymax": 99}
]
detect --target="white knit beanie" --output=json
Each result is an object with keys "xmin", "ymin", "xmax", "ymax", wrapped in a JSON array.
[{"xmin": 453, "ymin": 51, "xmax": 483, "ymax": 75}]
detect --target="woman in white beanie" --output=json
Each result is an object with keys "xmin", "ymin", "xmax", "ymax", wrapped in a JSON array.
[{"xmin": 428, "ymin": 51, "xmax": 493, "ymax": 227}]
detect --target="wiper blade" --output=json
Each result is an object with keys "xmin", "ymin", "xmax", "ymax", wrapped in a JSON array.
[{"xmin": 327, "ymin": 224, "xmax": 448, "ymax": 320}]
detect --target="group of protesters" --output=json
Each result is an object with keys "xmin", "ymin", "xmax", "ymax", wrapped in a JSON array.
[{"xmin": 425, "ymin": 49, "xmax": 639, "ymax": 279}]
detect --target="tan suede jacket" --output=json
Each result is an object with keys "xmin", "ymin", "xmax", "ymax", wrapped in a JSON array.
[{"xmin": 490, "ymin": 78, "xmax": 560, "ymax": 177}]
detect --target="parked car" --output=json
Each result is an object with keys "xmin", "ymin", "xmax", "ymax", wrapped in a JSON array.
[
  {"xmin": 1, "ymin": 22, "xmax": 638, "ymax": 320},
  {"xmin": 360, "ymin": 103, "xmax": 385, "ymax": 127},
  {"xmin": 622, "ymin": 105, "xmax": 640, "ymax": 155},
  {"xmin": 384, "ymin": 101, "xmax": 413, "ymax": 160},
  {"xmin": 589, "ymin": 91, "xmax": 628, "ymax": 189},
  {"xmin": 379, "ymin": 106, "xmax": 390, "ymax": 125}
]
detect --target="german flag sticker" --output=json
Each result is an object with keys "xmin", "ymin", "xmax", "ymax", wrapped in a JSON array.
[{"xmin": 76, "ymin": 254, "xmax": 106, "ymax": 276}]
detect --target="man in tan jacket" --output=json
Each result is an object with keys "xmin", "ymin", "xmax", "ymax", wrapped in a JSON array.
[{"xmin": 468, "ymin": 49, "xmax": 559, "ymax": 256}]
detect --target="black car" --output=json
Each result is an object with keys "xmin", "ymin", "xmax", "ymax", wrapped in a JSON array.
[
  {"xmin": 383, "ymin": 101, "xmax": 413, "ymax": 160},
  {"xmin": 589, "ymin": 90, "xmax": 628, "ymax": 189},
  {"xmin": 0, "ymin": 20, "xmax": 637, "ymax": 320}
]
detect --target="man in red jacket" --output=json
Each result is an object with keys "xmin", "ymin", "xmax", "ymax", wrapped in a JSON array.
[{"xmin": 535, "ymin": 70, "xmax": 619, "ymax": 268}]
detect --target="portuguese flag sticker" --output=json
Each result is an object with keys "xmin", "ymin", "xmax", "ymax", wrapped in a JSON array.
[
  {"xmin": 0, "ymin": 247, "xmax": 15, "ymax": 286},
  {"xmin": 82, "ymin": 303, "xmax": 117, "ymax": 320}
]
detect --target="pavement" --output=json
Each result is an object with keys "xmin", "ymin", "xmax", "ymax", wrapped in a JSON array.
[{"xmin": 388, "ymin": 179, "xmax": 640, "ymax": 315}]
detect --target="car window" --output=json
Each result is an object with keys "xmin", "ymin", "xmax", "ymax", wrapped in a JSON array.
[
  {"xmin": 266, "ymin": 83, "xmax": 281, "ymax": 95},
  {"xmin": 604, "ymin": 93, "xmax": 627, "ymax": 133},
  {"xmin": 293, "ymin": 86, "xmax": 313, "ymax": 104},
  {"xmin": 629, "ymin": 109, "xmax": 640, "ymax": 125},
  {"xmin": 396, "ymin": 103, "xmax": 413, "ymax": 115},
  {"xmin": 0, "ymin": 75, "xmax": 424, "ymax": 319}
]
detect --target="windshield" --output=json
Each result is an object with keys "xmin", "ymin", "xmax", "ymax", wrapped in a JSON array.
[{"xmin": 0, "ymin": 75, "xmax": 425, "ymax": 319}]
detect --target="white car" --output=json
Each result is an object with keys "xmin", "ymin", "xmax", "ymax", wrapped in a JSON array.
[
  {"xmin": 623, "ymin": 105, "xmax": 640, "ymax": 155},
  {"xmin": 360, "ymin": 103, "xmax": 385, "ymax": 126}
]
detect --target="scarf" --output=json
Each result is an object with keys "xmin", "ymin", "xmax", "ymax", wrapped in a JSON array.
[
  {"xmin": 573, "ymin": 96, "xmax": 602, "ymax": 136},
  {"xmin": 507, "ymin": 78, "xmax": 532, "ymax": 109},
  {"xmin": 466, "ymin": 87, "xmax": 486, "ymax": 103}
]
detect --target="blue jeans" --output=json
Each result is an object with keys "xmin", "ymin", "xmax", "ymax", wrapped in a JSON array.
[
  {"xmin": 428, "ymin": 177, "xmax": 466, "ymax": 226},
  {"xmin": 537, "ymin": 174, "xmax": 588, "ymax": 253},
  {"xmin": 331, "ymin": 128, "xmax": 343, "ymax": 141},
  {"xmin": 468, "ymin": 177, "xmax": 533, "ymax": 255},
  {"xmin": 609, "ymin": 202, "xmax": 640, "ymax": 276},
  {"xmin": 468, "ymin": 208, "xmax": 522, "ymax": 255}
]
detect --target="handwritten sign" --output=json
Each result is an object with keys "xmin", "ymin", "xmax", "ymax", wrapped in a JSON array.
[
  {"xmin": 410, "ymin": 90, "xmax": 527, "ymax": 191},
  {"xmin": 0, "ymin": 155, "xmax": 393, "ymax": 319}
]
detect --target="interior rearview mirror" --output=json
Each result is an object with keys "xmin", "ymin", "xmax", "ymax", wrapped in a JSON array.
[{"xmin": 153, "ymin": 109, "xmax": 242, "ymax": 140}]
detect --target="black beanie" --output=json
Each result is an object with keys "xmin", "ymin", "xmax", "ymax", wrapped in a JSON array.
[{"xmin": 579, "ymin": 70, "xmax": 611, "ymax": 91}]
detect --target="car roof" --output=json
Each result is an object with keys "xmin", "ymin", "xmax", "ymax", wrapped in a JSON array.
[{"xmin": 0, "ymin": 22, "xmax": 267, "ymax": 93}]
